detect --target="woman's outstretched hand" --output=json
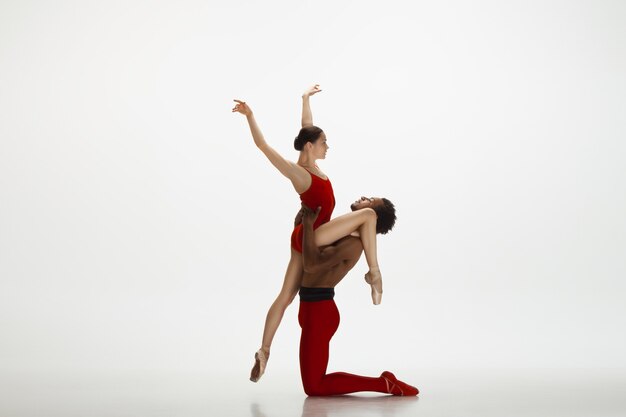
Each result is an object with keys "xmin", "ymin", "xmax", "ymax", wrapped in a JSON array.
[
  {"xmin": 232, "ymin": 99, "xmax": 252, "ymax": 116},
  {"xmin": 302, "ymin": 84, "xmax": 322, "ymax": 98}
]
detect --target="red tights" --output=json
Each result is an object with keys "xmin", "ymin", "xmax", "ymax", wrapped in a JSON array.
[{"xmin": 298, "ymin": 299, "xmax": 389, "ymax": 396}]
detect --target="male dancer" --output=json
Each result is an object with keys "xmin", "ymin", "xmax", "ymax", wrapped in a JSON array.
[{"xmin": 297, "ymin": 198, "xmax": 418, "ymax": 396}]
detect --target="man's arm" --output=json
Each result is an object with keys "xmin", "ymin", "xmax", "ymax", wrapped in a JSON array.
[
  {"xmin": 300, "ymin": 204, "xmax": 358, "ymax": 274},
  {"xmin": 294, "ymin": 206, "xmax": 304, "ymax": 228}
]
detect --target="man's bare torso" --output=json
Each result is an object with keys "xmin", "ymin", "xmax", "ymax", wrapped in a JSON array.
[{"xmin": 300, "ymin": 236, "xmax": 363, "ymax": 288}]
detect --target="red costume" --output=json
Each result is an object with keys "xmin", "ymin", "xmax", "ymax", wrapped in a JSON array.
[{"xmin": 291, "ymin": 170, "xmax": 335, "ymax": 253}]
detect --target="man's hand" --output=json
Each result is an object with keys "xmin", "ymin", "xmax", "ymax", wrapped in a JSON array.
[
  {"xmin": 302, "ymin": 84, "xmax": 322, "ymax": 98},
  {"xmin": 294, "ymin": 207, "xmax": 304, "ymax": 227},
  {"xmin": 301, "ymin": 203, "xmax": 321, "ymax": 228},
  {"xmin": 232, "ymin": 99, "xmax": 252, "ymax": 116}
]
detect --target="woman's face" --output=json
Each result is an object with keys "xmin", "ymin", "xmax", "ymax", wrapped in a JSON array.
[{"xmin": 310, "ymin": 132, "xmax": 329, "ymax": 159}]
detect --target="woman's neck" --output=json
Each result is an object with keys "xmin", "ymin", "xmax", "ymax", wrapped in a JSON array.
[{"xmin": 297, "ymin": 153, "xmax": 316, "ymax": 169}]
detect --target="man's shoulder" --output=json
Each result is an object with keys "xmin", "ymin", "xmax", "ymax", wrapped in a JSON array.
[
  {"xmin": 335, "ymin": 235, "xmax": 362, "ymax": 245},
  {"xmin": 335, "ymin": 235, "xmax": 363, "ymax": 256}
]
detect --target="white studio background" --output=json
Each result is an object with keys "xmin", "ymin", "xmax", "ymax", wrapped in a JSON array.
[{"xmin": 1, "ymin": 0, "xmax": 625, "ymax": 383}]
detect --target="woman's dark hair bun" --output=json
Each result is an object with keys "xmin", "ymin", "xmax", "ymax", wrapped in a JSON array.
[{"xmin": 294, "ymin": 126, "xmax": 323, "ymax": 151}]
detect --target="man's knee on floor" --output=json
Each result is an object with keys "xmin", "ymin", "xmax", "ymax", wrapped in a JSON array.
[
  {"xmin": 302, "ymin": 377, "xmax": 327, "ymax": 396},
  {"xmin": 303, "ymin": 384, "xmax": 326, "ymax": 396}
]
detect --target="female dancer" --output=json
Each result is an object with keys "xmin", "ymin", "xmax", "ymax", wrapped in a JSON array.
[{"xmin": 232, "ymin": 85, "xmax": 383, "ymax": 382}]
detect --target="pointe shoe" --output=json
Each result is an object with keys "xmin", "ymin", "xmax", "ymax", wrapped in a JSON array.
[
  {"xmin": 250, "ymin": 349, "xmax": 268, "ymax": 383},
  {"xmin": 381, "ymin": 371, "xmax": 419, "ymax": 396},
  {"xmin": 364, "ymin": 268, "xmax": 383, "ymax": 305}
]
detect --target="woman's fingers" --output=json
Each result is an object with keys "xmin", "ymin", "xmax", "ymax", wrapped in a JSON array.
[{"xmin": 232, "ymin": 99, "xmax": 247, "ymax": 113}]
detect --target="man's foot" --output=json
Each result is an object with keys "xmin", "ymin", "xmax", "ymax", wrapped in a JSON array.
[
  {"xmin": 381, "ymin": 371, "xmax": 419, "ymax": 396},
  {"xmin": 364, "ymin": 268, "xmax": 383, "ymax": 305},
  {"xmin": 250, "ymin": 349, "xmax": 269, "ymax": 383}
]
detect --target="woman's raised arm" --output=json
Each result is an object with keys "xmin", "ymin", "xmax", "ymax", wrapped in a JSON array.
[
  {"xmin": 301, "ymin": 84, "xmax": 322, "ymax": 128},
  {"xmin": 233, "ymin": 100, "xmax": 308, "ymax": 189}
]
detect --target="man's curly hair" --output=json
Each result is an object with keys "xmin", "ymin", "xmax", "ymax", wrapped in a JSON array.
[{"xmin": 373, "ymin": 198, "xmax": 396, "ymax": 234}]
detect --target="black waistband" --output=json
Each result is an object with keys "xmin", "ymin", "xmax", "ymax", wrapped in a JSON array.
[{"xmin": 299, "ymin": 287, "xmax": 335, "ymax": 302}]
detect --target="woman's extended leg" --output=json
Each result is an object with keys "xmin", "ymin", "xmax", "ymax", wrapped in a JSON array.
[
  {"xmin": 313, "ymin": 209, "xmax": 383, "ymax": 304},
  {"xmin": 250, "ymin": 248, "xmax": 303, "ymax": 382}
]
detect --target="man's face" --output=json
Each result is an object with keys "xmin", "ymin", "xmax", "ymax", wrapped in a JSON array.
[{"xmin": 350, "ymin": 196, "xmax": 384, "ymax": 211}]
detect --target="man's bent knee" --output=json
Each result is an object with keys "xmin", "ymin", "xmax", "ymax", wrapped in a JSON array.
[{"xmin": 303, "ymin": 384, "xmax": 325, "ymax": 396}]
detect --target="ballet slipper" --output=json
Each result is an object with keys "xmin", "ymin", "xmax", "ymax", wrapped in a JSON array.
[
  {"xmin": 381, "ymin": 371, "xmax": 419, "ymax": 396},
  {"xmin": 250, "ymin": 349, "xmax": 268, "ymax": 383},
  {"xmin": 364, "ymin": 268, "xmax": 383, "ymax": 305}
]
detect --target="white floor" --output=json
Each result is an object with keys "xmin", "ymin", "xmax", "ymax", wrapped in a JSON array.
[{"xmin": 2, "ymin": 368, "xmax": 625, "ymax": 417}]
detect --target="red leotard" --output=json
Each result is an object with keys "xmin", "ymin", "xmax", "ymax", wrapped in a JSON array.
[{"xmin": 291, "ymin": 170, "xmax": 335, "ymax": 253}]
